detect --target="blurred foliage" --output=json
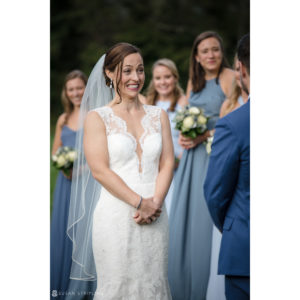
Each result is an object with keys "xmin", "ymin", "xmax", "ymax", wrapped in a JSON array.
[{"xmin": 51, "ymin": 0, "xmax": 249, "ymax": 120}]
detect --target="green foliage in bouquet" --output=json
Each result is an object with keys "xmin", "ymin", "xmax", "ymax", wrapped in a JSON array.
[
  {"xmin": 174, "ymin": 105, "xmax": 209, "ymax": 139},
  {"xmin": 52, "ymin": 146, "xmax": 77, "ymax": 177}
]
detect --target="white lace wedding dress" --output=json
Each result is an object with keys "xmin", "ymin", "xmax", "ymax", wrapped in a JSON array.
[{"xmin": 92, "ymin": 104, "xmax": 172, "ymax": 300}]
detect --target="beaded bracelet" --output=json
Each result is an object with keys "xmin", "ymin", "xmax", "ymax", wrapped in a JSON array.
[{"xmin": 136, "ymin": 196, "xmax": 143, "ymax": 210}]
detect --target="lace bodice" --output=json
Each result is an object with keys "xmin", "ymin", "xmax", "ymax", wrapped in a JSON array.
[{"xmin": 93, "ymin": 105, "xmax": 162, "ymax": 185}]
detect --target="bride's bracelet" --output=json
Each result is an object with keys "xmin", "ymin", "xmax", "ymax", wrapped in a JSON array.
[{"xmin": 136, "ymin": 196, "xmax": 143, "ymax": 210}]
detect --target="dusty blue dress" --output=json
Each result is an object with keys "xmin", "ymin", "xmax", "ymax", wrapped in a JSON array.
[
  {"xmin": 51, "ymin": 125, "xmax": 96, "ymax": 300},
  {"xmin": 156, "ymin": 100, "xmax": 183, "ymax": 215},
  {"xmin": 168, "ymin": 79, "xmax": 226, "ymax": 300}
]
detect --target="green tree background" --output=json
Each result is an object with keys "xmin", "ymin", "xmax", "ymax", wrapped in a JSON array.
[{"xmin": 51, "ymin": 0, "xmax": 249, "ymax": 121}]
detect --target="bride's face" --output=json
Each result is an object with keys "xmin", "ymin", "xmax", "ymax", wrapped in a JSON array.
[{"xmin": 116, "ymin": 53, "xmax": 145, "ymax": 100}]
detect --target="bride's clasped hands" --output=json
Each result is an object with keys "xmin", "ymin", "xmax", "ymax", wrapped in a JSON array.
[{"xmin": 133, "ymin": 197, "xmax": 162, "ymax": 224}]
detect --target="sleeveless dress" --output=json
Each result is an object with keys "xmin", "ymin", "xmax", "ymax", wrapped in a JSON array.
[
  {"xmin": 92, "ymin": 104, "xmax": 171, "ymax": 300},
  {"xmin": 156, "ymin": 100, "xmax": 183, "ymax": 215},
  {"xmin": 51, "ymin": 125, "xmax": 96, "ymax": 300},
  {"xmin": 168, "ymin": 79, "xmax": 226, "ymax": 300}
]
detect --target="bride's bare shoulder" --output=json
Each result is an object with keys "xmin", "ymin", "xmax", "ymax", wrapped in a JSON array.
[{"xmin": 85, "ymin": 110, "xmax": 106, "ymax": 131}]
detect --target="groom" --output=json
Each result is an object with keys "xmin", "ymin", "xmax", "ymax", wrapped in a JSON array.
[{"xmin": 204, "ymin": 33, "xmax": 250, "ymax": 300}]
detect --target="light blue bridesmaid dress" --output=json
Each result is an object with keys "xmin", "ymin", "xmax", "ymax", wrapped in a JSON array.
[
  {"xmin": 238, "ymin": 94, "xmax": 245, "ymax": 106},
  {"xmin": 168, "ymin": 79, "xmax": 226, "ymax": 300},
  {"xmin": 155, "ymin": 100, "xmax": 183, "ymax": 215},
  {"xmin": 50, "ymin": 125, "xmax": 96, "ymax": 300}
]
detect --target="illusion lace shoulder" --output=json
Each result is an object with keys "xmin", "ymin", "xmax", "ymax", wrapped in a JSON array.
[{"xmin": 91, "ymin": 104, "xmax": 172, "ymax": 300}]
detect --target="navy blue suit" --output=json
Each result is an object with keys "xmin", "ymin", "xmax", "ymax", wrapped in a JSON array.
[{"xmin": 204, "ymin": 101, "xmax": 250, "ymax": 299}]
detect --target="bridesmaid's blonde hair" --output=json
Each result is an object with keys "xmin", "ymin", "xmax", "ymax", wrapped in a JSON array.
[
  {"xmin": 222, "ymin": 55, "xmax": 242, "ymax": 116},
  {"xmin": 146, "ymin": 58, "xmax": 184, "ymax": 112}
]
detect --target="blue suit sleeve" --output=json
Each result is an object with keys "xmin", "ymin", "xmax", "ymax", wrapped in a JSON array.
[{"xmin": 204, "ymin": 118, "xmax": 240, "ymax": 232}]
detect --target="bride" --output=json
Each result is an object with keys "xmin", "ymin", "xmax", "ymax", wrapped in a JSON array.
[{"xmin": 67, "ymin": 42, "xmax": 174, "ymax": 299}]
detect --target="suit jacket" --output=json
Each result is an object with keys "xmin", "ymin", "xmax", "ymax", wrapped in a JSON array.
[{"xmin": 204, "ymin": 101, "xmax": 250, "ymax": 276}]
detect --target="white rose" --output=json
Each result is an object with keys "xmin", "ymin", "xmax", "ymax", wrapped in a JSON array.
[
  {"xmin": 188, "ymin": 107, "xmax": 200, "ymax": 115},
  {"xmin": 206, "ymin": 142, "xmax": 212, "ymax": 154},
  {"xmin": 197, "ymin": 115, "xmax": 207, "ymax": 125},
  {"xmin": 67, "ymin": 151, "xmax": 77, "ymax": 162},
  {"xmin": 175, "ymin": 114, "xmax": 184, "ymax": 122},
  {"xmin": 52, "ymin": 155, "xmax": 58, "ymax": 162},
  {"xmin": 56, "ymin": 155, "xmax": 67, "ymax": 168},
  {"xmin": 183, "ymin": 116, "xmax": 194, "ymax": 129}
]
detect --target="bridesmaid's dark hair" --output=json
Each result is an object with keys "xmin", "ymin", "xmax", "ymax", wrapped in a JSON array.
[
  {"xmin": 103, "ymin": 43, "xmax": 143, "ymax": 103},
  {"xmin": 61, "ymin": 70, "xmax": 87, "ymax": 125},
  {"xmin": 189, "ymin": 31, "xmax": 229, "ymax": 93}
]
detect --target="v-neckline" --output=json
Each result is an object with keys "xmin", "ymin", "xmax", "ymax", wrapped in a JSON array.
[
  {"xmin": 106, "ymin": 104, "xmax": 147, "ymax": 147},
  {"xmin": 106, "ymin": 105, "xmax": 148, "ymax": 175}
]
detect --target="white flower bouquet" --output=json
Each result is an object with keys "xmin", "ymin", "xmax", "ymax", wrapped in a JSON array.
[
  {"xmin": 52, "ymin": 146, "xmax": 77, "ymax": 177},
  {"xmin": 206, "ymin": 136, "xmax": 214, "ymax": 155},
  {"xmin": 174, "ymin": 105, "xmax": 208, "ymax": 139}
]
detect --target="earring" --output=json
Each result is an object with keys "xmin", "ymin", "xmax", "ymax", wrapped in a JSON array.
[{"xmin": 109, "ymin": 79, "xmax": 113, "ymax": 89}]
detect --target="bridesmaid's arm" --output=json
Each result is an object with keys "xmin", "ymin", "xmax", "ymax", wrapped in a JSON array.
[
  {"xmin": 178, "ymin": 94, "xmax": 188, "ymax": 107},
  {"xmin": 153, "ymin": 110, "xmax": 175, "ymax": 206},
  {"xmin": 219, "ymin": 68, "xmax": 235, "ymax": 98},
  {"xmin": 84, "ymin": 111, "xmax": 161, "ymax": 222},
  {"xmin": 52, "ymin": 113, "xmax": 66, "ymax": 155},
  {"xmin": 219, "ymin": 99, "xmax": 230, "ymax": 118},
  {"xmin": 52, "ymin": 114, "xmax": 72, "ymax": 179},
  {"xmin": 185, "ymin": 79, "xmax": 193, "ymax": 102}
]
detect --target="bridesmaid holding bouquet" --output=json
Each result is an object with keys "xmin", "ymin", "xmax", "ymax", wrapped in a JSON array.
[
  {"xmin": 168, "ymin": 31, "xmax": 234, "ymax": 300},
  {"xmin": 51, "ymin": 70, "xmax": 96, "ymax": 299}
]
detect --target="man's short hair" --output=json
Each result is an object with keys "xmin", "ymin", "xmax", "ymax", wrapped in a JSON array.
[{"xmin": 237, "ymin": 33, "xmax": 250, "ymax": 74}]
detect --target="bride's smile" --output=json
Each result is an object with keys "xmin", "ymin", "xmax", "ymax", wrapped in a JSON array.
[{"xmin": 111, "ymin": 52, "xmax": 145, "ymax": 101}]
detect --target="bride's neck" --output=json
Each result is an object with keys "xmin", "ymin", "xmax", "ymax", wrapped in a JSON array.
[{"xmin": 112, "ymin": 95, "xmax": 141, "ymax": 112}]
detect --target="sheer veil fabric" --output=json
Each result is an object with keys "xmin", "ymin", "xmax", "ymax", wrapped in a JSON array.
[{"xmin": 67, "ymin": 54, "xmax": 114, "ymax": 281}]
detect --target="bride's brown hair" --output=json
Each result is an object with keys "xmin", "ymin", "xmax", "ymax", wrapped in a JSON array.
[{"xmin": 103, "ymin": 43, "xmax": 143, "ymax": 103}]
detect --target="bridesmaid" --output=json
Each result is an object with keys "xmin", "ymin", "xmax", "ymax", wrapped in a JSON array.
[
  {"xmin": 168, "ymin": 31, "xmax": 234, "ymax": 300},
  {"xmin": 146, "ymin": 58, "xmax": 186, "ymax": 214},
  {"xmin": 51, "ymin": 70, "xmax": 96, "ymax": 299}
]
